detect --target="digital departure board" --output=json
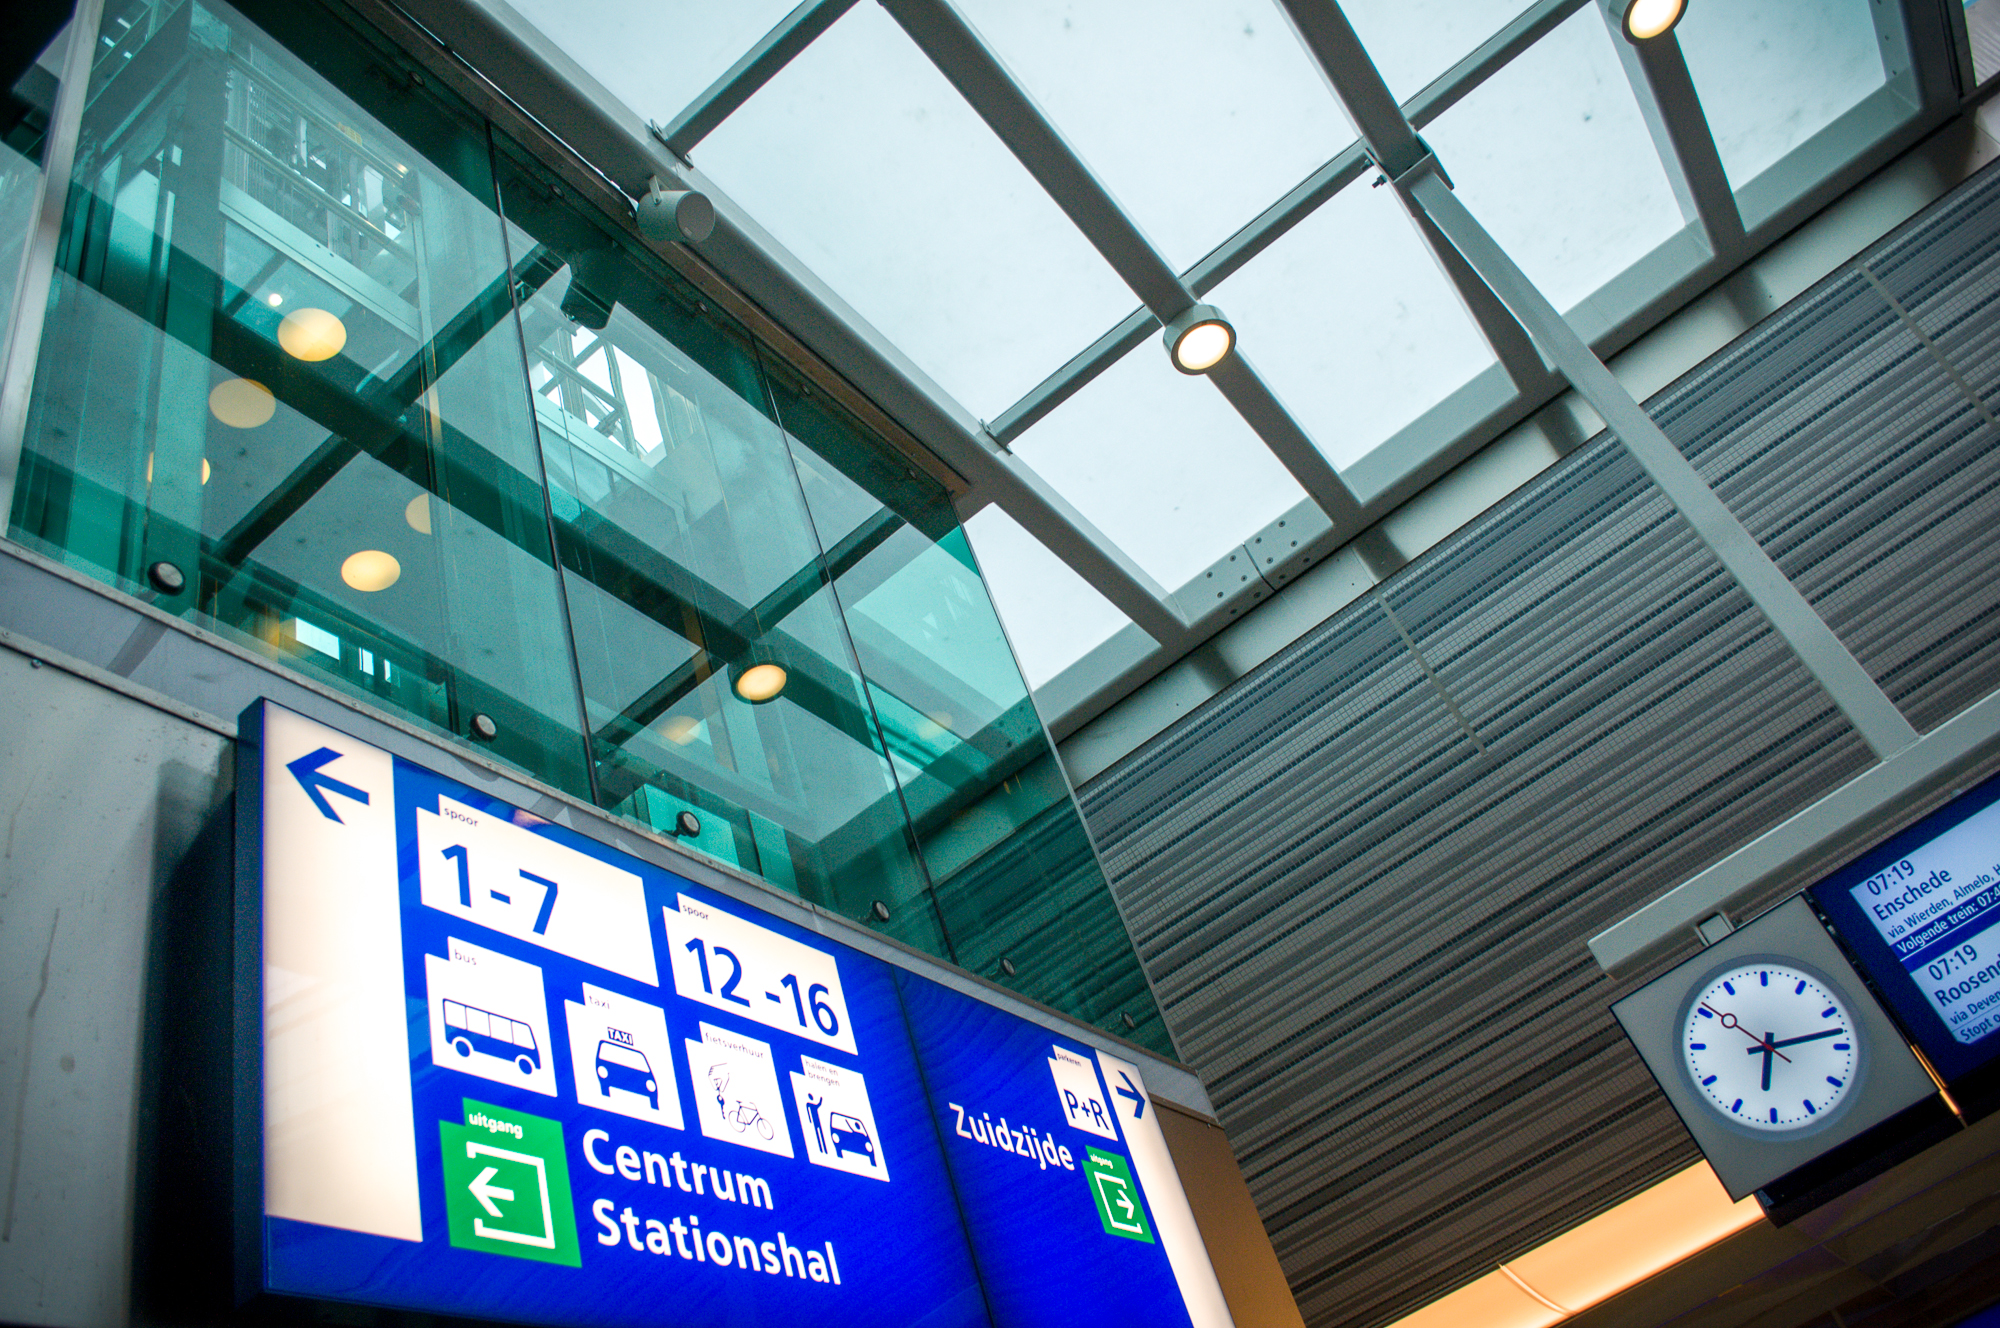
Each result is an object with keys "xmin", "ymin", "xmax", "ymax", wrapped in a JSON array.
[
  {"xmin": 237, "ymin": 700, "xmax": 1232, "ymax": 1328},
  {"xmin": 1808, "ymin": 768, "xmax": 2000, "ymax": 1094}
]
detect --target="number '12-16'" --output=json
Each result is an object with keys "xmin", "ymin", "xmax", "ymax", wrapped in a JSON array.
[{"xmin": 684, "ymin": 937, "xmax": 840, "ymax": 1036}]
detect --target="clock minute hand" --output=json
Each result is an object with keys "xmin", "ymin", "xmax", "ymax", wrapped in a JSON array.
[{"xmin": 1768, "ymin": 1028, "xmax": 1845, "ymax": 1049}]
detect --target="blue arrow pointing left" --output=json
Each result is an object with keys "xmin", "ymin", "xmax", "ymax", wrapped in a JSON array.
[
  {"xmin": 1115, "ymin": 1070, "xmax": 1145, "ymax": 1118},
  {"xmin": 288, "ymin": 747, "xmax": 371, "ymax": 823}
]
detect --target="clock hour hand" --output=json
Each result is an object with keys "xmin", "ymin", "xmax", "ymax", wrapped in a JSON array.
[
  {"xmin": 1768, "ymin": 1028, "xmax": 1845, "ymax": 1049},
  {"xmin": 1760, "ymin": 1033, "xmax": 1774, "ymax": 1092}
]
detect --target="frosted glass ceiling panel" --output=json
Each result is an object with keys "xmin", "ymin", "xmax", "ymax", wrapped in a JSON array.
[
  {"xmin": 696, "ymin": 3, "xmax": 1139, "ymax": 420},
  {"xmin": 1012, "ymin": 339, "xmax": 1306, "ymax": 588},
  {"xmin": 1675, "ymin": 0, "xmax": 1888, "ymax": 190},
  {"xmin": 1423, "ymin": 6, "xmax": 1683, "ymax": 314},
  {"xmin": 963, "ymin": 506, "xmax": 1132, "ymax": 688},
  {"xmin": 1211, "ymin": 179, "xmax": 1494, "ymax": 471},
  {"xmin": 1342, "ymin": 0, "xmax": 1535, "ymax": 102},
  {"xmin": 503, "ymin": 0, "xmax": 798, "ymax": 126},
  {"xmin": 955, "ymin": 0, "xmax": 1355, "ymax": 270}
]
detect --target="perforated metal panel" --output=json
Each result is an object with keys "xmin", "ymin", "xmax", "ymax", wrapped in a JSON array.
[{"xmin": 1079, "ymin": 162, "xmax": 2000, "ymax": 1328}]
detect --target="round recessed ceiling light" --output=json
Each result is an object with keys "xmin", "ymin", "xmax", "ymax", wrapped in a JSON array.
[
  {"xmin": 278, "ymin": 306, "xmax": 347, "ymax": 362},
  {"xmin": 405, "ymin": 493, "xmax": 432, "ymax": 534},
  {"xmin": 145, "ymin": 453, "xmax": 211, "ymax": 484},
  {"xmin": 341, "ymin": 549, "xmax": 401, "ymax": 592},
  {"xmin": 266, "ymin": 291, "xmax": 284, "ymax": 308},
  {"xmin": 734, "ymin": 662, "xmax": 787, "ymax": 704},
  {"xmin": 209, "ymin": 377, "xmax": 275, "ymax": 428},
  {"xmin": 657, "ymin": 714, "xmax": 702, "ymax": 745},
  {"xmin": 1621, "ymin": 0, "xmax": 1685, "ymax": 41},
  {"xmin": 1162, "ymin": 303, "xmax": 1235, "ymax": 375}
]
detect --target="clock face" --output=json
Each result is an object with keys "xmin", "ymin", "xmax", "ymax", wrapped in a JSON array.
[{"xmin": 1680, "ymin": 963, "xmax": 1860, "ymax": 1132}]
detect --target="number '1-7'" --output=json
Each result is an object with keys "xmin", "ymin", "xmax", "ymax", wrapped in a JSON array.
[{"xmin": 441, "ymin": 844, "xmax": 558, "ymax": 934}]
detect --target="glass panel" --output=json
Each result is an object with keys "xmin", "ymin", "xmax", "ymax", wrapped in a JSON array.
[
  {"xmin": 1011, "ymin": 336, "xmax": 1304, "ymax": 589},
  {"xmin": 962, "ymin": 505, "xmax": 1133, "ymax": 689},
  {"xmin": 8, "ymin": 0, "xmax": 590, "ymax": 794},
  {"xmin": 492, "ymin": 141, "xmax": 939, "ymax": 947},
  {"xmin": 772, "ymin": 366, "xmax": 1168, "ymax": 1052},
  {"xmin": 1676, "ymin": 0, "xmax": 1889, "ymax": 191},
  {"xmin": 954, "ymin": 0, "xmax": 1354, "ymax": 270},
  {"xmin": 693, "ymin": 2, "xmax": 1137, "ymax": 421},
  {"xmin": 501, "ymin": 0, "xmax": 798, "ymax": 127},
  {"xmin": 1342, "ymin": 0, "xmax": 1537, "ymax": 102},
  {"xmin": 1210, "ymin": 174, "xmax": 1495, "ymax": 471},
  {"xmin": 0, "ymin": 20, "xmax": 69, "ymax": 362},
  {"xmin": 1422, "ymin": 5, "xmax": 1684, "ymax": 314}
]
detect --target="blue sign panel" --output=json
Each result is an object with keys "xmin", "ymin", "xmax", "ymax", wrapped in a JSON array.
[
  {"xmin": 1809, "ymin": 767, "xmax": 2000, "ymax": 1087},
  {"xmin": 240, "ymin": 701, "xmax": 1229, "ymax": 1328},
  {"xmin": 898, "ymin": 974, "xmax": 1195, "ymax": 1328}
]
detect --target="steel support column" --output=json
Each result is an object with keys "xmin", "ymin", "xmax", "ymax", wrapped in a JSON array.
[
  {"xmin": 0, "ymin": 0, "xmax": 104, "ymax": 526},
  {"xmin": 1407, "ymin": 161, "xmax": 1917, "ymax": 760}
]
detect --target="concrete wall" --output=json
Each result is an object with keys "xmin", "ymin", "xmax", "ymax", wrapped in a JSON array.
[{"xmin": 0, "ymin": 641, "xmax": 230, "ymax": 1326}]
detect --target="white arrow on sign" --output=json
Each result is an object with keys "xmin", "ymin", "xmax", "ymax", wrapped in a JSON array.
[{"xmin": 468, "ymin": 1165, "xmax": 515, "ymax": 1218}]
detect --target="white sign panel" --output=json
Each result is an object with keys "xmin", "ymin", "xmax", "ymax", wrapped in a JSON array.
[
  {"xmin": 259, "ymin": 705, "xmax": 423, "ymax": 1242},
  {"xmin": 790, "ymin": 1055, "xmax": 889, "ymax": 1182},
  {"xmin": 564, "ymin": 982, "xmax": 684, "ymax": 1130},
  {"xmin": 418, "ymin": 796, "xmax": 655, "ymax": 984},
  {"xmin": 664, "ymin": 894, "xmax": 857, "ymax": 1055},
  {"xmin": 685, "ymin": 1023, "xmax": 794, "ymax": 1159},
  {"xmin": 1048, "ymin": 1044, "xmax": 1119, "ymax": 1140},
  {"xmin": 425, "ymin": 937, "xmax": 558, "ymax": 1098}
]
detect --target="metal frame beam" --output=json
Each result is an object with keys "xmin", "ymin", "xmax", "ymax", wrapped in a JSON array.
[
  {"xmin": 1273, "ymin": 0, "xmax": 1546, "ymax": 389},
  {"xmin": 1599, "ymin": 8, "xmax": 1744, "ymax": 256},
  {"xmin": 1407, "ymin": 164, "xmax": 1918, "ymax": 759},
  {"xmin": 879, "ymin": 0, "xmax": 1367, "ymax": 554},
  {"xmin": 876, "ymin": 0, "xmax": 1190, "ymax": 321},
  {"xmin": 1267, "ymin": 0, "xmax": 1920, "ymax": 763},
  {"xmin": 987, "ymin": 0, "xmax": 1583, "ymax": 444},
  {"xmin": 1590, "ymin": 688, "xmax": 2000, "ymax": 978},
  {"xmin": 654, "ymin": 0, "xmax": 857, "ymax": 160}
]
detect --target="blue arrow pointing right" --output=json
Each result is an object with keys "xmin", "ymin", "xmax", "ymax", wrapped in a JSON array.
[
  {"xmin": 1115, "ymin": 1070, "xmax": 1145, "ymax": 1118},
  {"xmin": 287, "ymin": 747, "xmax": 371, "ymax": 822}
]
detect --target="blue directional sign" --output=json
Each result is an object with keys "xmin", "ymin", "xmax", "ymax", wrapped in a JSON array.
[
  {"xmin": 1810, "ymin": 768, "xmax": 2000, "ymax": 1091},
  {"xmin": 238, "ymin": 701, "xmax": 1232, "ymax": 1328}
]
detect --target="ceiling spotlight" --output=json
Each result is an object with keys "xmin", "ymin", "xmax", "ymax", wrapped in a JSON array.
[
  {"xmin": 405, "ymin": 493, "xmax": 432, "ymax": 534},
  {"xmin": 277, "ymin": 306, "xmax": 347, "ymax": 361},
  {"xmin": 734, "ymin": 661, "xmax": 787, "ymax": 704},
  {"xmin": 1162, "ymin": 303, "xmax": 1234, "ymax": 375},
  {"xmin": 1620, "ymin": 0, "xmax": 1686, "ymax": 41},
  {"xmin": 636, "ymin": 176, "xmax": 715, "ymax": 245},
  {"xmin": 341, "ymin": 549, "xmax": 401, "ymax": 592}
]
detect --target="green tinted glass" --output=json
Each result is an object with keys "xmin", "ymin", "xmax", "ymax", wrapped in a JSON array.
[
  {"xmin": 491, "ymin": 143, "xmax": 942, "ymax": 953},
  {"xmin": 8, "ymin": 0, "xmax": 589, "ymax": 793},
  {"xmin": 769, "ymin": 366, "xmax": 1169, "ymax": 1055}
]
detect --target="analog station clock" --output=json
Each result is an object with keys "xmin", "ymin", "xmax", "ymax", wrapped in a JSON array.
[
  {"xmin": 1612, "ymin": 897, "xmax": 1939, "ymax": 1203},
  {"xmin": 1679, "ymin": 961, "xmax": 1860, "ymax": 1132}
]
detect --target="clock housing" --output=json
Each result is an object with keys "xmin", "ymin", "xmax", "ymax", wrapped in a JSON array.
[{"xmin": 1611, "ymin": 896, "xmax": 1939, "ymax": 1201}]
